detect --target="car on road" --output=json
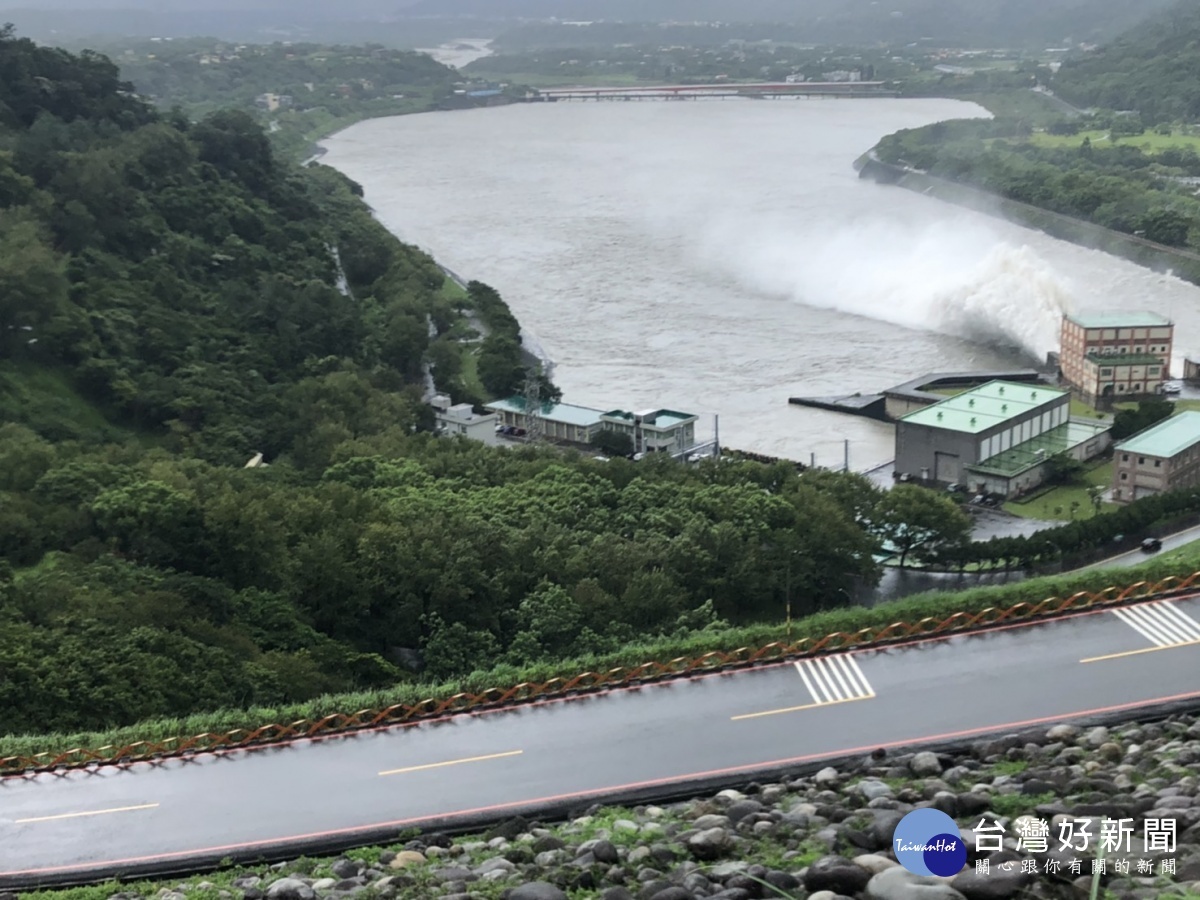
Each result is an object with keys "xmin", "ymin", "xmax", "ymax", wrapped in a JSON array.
[{"xmin": 1141, "ymin": 537, "xmax": 1163, "ymax": 553}]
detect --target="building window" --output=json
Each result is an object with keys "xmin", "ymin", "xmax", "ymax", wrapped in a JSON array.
[
  {"xmin": 1101, "ymin": 368, "xmax": 1112, "ymax": 376},
  {"xmin": 1122, "ymin": 453, "xmax": 1129, "ymax": 461},
  {"xmin": 1121, "ymin": 473, "xmax": 1128, "ymax": 481},
  {"xmin": 1133, "ymin": 384, "xmax": 1141, "ymax": 392},
  {"xmin": 1150, "ymin": 367, "xmax": 1160, "ymax": 375},
  {"xmin": 1139, "ymin": 457, "xmax": 1146, "ymax": 464},
  {"xmin": 1155, "ymin": 460, "xmax": 1162, "ymax": 468}
]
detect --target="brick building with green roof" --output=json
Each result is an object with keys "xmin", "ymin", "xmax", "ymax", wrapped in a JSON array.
[
  {"xmin": 1112, "ymin": 410, "xmax": 1200, "ymax": 503},
  {"xmin": 1059, "ymin": 310, "xmax": 1174, "ymax": 405},
  {"xmin": 895, "ymin": 380, "xmax": 1111, "ymax": 498}
]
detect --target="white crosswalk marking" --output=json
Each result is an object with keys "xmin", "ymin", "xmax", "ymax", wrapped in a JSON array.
[
  {"xmin": 794, "ymin": 654, "xmax": 875, "ymax": 706},
  {"xmin": 1112, "ymin": 601, "xmax": 1200, "ymax": 648}
]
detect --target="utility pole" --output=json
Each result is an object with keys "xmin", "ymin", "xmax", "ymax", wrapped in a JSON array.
[
  {"xmin": 844, "ymin": 438, "xmax": 850, "ymax": 472},
  {"xmin": 785, "ymin": 558, "xmax": 792, "ymax": 642},
  {"xmin": 522, "ymin": 367, "xmax": 543, "ymax": 444}
]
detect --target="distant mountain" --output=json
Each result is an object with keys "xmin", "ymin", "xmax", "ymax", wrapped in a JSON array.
[
  {"xmin": 1053, "ymin": 1, "xmax": 1200, "ymax": 122},
  {"xmin": 403, "ymin": 0, "xmax": 1176, "ymax": 46},
  {"xmin": 0, "ymin": 0, "xmax": 1175, "ymax": 48}
]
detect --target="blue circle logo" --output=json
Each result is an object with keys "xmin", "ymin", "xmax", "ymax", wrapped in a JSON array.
[{"xmin": 892, "ymin": 809, "xmax": 967, "ymax": 877}]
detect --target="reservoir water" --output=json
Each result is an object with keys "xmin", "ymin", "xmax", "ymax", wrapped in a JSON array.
[{"xmin": 320, "ymin": 99, "xmax": 1200, "ymax": 470}]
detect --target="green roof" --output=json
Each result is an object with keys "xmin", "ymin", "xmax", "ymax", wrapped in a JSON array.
[
  {"xmin": 487, "ymin": 397, "xmax": 604, "ymax": 428},
  {"xmin": 900, "ymin": 380, "xmax": 1067, "ymax": 435},
  {"xmin": 968, "ymin": 420, "xmax": 1110, "ymax": 478},
  {"xmin": 602, "ymin": 409, "xmax": 697, "ymax": 428},
  {"xmin": 1066, "ymin": 311, "xmax": 1172, "ymax": 329},
  {"xmin": 1114, "ymin": 411, "xmax": 1200, "ymax": 459},
  {"xmin": 1086, "ymin": 352, "xmax": 1165, "ymax": 367}
]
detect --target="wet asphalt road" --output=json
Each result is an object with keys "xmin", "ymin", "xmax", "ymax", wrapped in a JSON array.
[{"xmin": 2, "ymin": 596, "xmax": 1199, "ymax": 888}]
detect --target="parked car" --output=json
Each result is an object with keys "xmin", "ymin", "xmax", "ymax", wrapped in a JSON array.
[
  {"xmin": 1141, "ymin": 537, "xmax": 1163, "ymax": 553},
  {"xmin": 1163, "ymin": 381, "xmax": 1183, "ymax": 395}
]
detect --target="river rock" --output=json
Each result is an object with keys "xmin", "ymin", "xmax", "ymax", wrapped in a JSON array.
[
  {"xmin": 686, "ymin": 827, "xmax": 733, "ymax": 860},
  {"xmin": 911, "ymin": 752, "xmax": 944, "ymax": 776},
  {"xmin": 591, "ymin": 840, "xmax": 620, "ymax": 865},
  {"xmin": 952, "ymin": 862, "xmax": 1031, "ymax": 900},
  {"xmin": 859, "ymin": 780, "xmax": 894, "ymax": 801},
  {"xmin": 265, "ymin": 879, "xmax": 315, "ymax": 900},
  {"xmin": 803, "ymin": 855, "xmax": 871, "ymax": 894},
  {"xmin": 865, "ymin": 867, "xmax": 967, "ymax": 900},
  {"xmin": 509, "ymin": 882, "xmax": 569, "ymax": 900},
  {"xmin": 648, "ymin": 886, "xmax": 694, "ymax": 900}
]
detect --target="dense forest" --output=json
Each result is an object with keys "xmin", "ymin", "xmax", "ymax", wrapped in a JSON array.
[
  {"xmin": 117, "ymin": 39, "xmax": 454, "ymax": 108},
  {"xmin": 1053, "ymin": 1, "xmax": 1200, "ymax": 124},
  {"xmin": 875, "ymin": 119, "xmax": 1200, "ymax": 248},
  {"xmin": 870, "ymin": 1, "xmax": 1200, "ymax": 252},
  {"xmin": 0, "ymin": 27, "xmax": 937, "ymax": 737}
]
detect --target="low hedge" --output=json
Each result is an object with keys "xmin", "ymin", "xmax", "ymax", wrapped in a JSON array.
[{"xmin": 4, "ymin": 543, "xmax": 1200, "ymax": 764}]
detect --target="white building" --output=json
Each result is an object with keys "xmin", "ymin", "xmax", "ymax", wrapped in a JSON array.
[
  {"xmin": 600, "ymin": 408, "xmax": 699, "ymax": 456},
  {"xmin": 431, "ymin": 394, "xmax": 498, "ymax": 446}
]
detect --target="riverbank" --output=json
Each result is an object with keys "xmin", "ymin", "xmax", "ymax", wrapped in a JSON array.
[{"xmin": 856, "ymin": 151, "xmax": 1200, "ymax": 287}]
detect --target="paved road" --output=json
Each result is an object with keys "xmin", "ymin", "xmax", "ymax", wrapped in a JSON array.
[
  {"xmin": 1082, "ymin": 523, "xmax": 1200, "ymax": 571},
  {"xmin": 3, "ymin": 597, "xmax": 1200, "ymax": 889}
]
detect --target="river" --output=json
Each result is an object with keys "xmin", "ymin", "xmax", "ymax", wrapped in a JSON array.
[{"xmin": 319, "ymin": 99, "xmax": 1200, "ymax": 471}]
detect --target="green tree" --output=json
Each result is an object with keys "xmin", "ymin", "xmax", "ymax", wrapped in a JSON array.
[
  {"xmin": 0, "ymin": 210, "xmax": 67, "ymax": 357},
  {"xmin": 593, "ymin": 429, "xmax": 634, "ymax": 457},
  {"xmin": 421, "ymin": 613, "xmax": 501, "ymax": 680},
  {"xmin": 872, "ymin": 485, "xmax": 973, "ymax": 568},
  {"xmin": 1044, "ymin": 452, "xmax": 1086, "ymax": 486}
]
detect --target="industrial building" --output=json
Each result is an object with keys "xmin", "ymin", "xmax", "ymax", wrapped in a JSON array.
[
  {"xmin": 1059, "ymin": 311, "xmax": 1174, "ymax": 405},
  {"xmin": 486, "ymin": 397, "xmax": 607, "ymax": 445},
  {"xmin": 485, "ymin": 397, "xmax": 702, "ymax": 455},
  {"xmin": 1112, "ymin": 411, "xmax": 1200, "ymax": 503},
  {"xmin": 599, "ymin": 409, "xmax": 698, "ymax": 456},
  {"xmin": 895, "ymin": 380, "xmax": 1111, "ymax": 498},
  {"xmin": 431, "ymin": 394, "xmax": 498, "ymax": 446}
]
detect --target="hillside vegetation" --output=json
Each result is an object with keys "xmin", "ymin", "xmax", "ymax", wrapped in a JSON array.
[
  {"xmin": 0, "ymin": 27, "xmax": 903, "ymax": 739},
  {"xmin": 865, "ymin": 0, "xmax": 1200, "ymax": 259},
  {"xmin": 1053, "ymin": 1, "xmax": 1200, "ymax": 123}
]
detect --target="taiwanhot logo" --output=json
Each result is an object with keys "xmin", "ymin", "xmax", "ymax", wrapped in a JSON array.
[{"xmin": 892, "ymin": 809, "xmax": 968, "ymax": 877}]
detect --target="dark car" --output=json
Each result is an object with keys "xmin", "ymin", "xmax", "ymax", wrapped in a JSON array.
[{"xmin": 1141, "ymin": 538, "xmax": 1163, "ymax": 553}]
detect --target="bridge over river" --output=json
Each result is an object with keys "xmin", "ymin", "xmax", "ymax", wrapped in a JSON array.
[{"xmin": 529, "ymin": 81, "xmax": 898, "ymax": 101}]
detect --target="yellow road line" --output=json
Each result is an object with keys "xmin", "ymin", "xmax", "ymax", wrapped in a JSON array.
[
  {"xmin": 379, "ymin": 749, "xmax": 523, "ymax": 777},
  {"xmin": 1081, "ymin": 639, "xmax": 1200, "ymax": 664},
  {"xmin": 16, "ymin": 803, "xmax": 159, "ymax": 824},
  {"xmin": 731, "ymin": 692, "xmax": 875, "ymax": 722}
]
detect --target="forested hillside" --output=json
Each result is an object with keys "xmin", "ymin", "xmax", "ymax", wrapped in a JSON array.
[
  {"xmin": 0, "ymin": 28, "xmax": 899, "ymax": 738},
  {"xmin": 1053, "ymin": 1, "xmax": 1200, "ymax": 123}
]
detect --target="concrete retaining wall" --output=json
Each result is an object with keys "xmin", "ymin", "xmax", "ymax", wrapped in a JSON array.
[{"xmin": 857, "ymin": 154, "xmax": 1200, "ymax": 286}]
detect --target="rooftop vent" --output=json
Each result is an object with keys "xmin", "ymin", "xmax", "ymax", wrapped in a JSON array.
[
  {"xmin": 971, "ymin": 417, "xmax": 977, "ymax": 425},
  {"xmin": 937, "ymin": 412, "xmax": 943, "ymax": 420},
  {"xmin": 968, "ymin": 398, "xmax": 975, "ymax": 407},
  {"xmin": 1032, "ymin": 391, "xmax": 1038, "ymax": 399},
  {"xmin": 999, "ymin": 386, "xmax": 1005, "ymax": 395},
  {"xmin": 1002, "ymin": 404, "xmax": 1008, "ymax": 412}
]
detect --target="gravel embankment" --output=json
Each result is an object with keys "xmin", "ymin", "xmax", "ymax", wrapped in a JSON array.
[{"xmin": 25, "ymin": 712, "xmax": 1200, "ymax": 900}]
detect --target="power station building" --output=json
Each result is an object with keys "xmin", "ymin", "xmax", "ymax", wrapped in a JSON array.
[
  {"xmin": 1059, "ymin": 311, "xmax": 1174, "ymax": 405},
  {"xmin": 1112, "ymin": 410, "xmax": 1200, "ymax": 503},
  {"xmin": 894, "ymin": 380, "xmax": 1111, "ymax": 498}
]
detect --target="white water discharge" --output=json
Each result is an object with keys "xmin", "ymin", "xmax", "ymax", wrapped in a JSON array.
[{"xmin": 321, "ymin": 99, "xmax": 1200, "ymax": 468}]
